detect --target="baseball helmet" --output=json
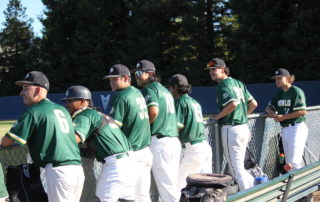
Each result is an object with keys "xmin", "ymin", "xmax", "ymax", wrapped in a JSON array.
[{"xmin": 61, "ymin": 85, "xmax": 92, "ymax": 101}]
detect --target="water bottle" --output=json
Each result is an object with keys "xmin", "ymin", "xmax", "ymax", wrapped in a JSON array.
[
  {"xmin": 278, "ymin": 153, "xmax": 285, "ymax": 165},
  {"xmin": 254, "ymin": 175, "xmax": 268, "ymax": 185}
]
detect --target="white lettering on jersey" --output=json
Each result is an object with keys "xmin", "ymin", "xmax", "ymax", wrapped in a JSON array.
[
  {"xmin": 233, "ymin": 87, "xmax": 245, "ymax": 103},
  {"xmin": 54, "ymin": 109, "xmax": 70, "ymax": 133},
  {"xmin": 164, "ymin": 93, "xmax": 175, "ymax": 114},
  {"xmin": 101, "ymin": 94, "xmax": 111, "ymax": 111},
  {"xmin": 136, "ymin": 97, "xmax": 149, "ymax": 119},
  {"xmin": 192, "ymin": 103, "xmax": 203, "ymax": 123},
  {"xmin": 278, "ymin": 100, "xmax": 291, "ymax": 107}
]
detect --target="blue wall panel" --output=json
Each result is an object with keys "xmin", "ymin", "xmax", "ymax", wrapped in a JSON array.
[{"xmin": 1, "ymin": 81, "xmax": 319, "ymax": 120}]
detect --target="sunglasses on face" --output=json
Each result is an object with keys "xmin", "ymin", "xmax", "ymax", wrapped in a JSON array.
[{"xmin": 135, "ymin": 70, "xmax": 153, "ymax": 77}]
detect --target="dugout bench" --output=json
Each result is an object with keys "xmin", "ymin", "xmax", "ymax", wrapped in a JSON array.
[{"xmin": 227, "ymin": 161, "xmax": 320, "ymax": 202}]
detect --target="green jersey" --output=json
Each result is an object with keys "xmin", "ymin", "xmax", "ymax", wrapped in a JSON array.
[
  {"xmin": 175, "ymin": 94, "xmax": 206, "ymax": 144},
  {"xmin": 72, "ymin": 108, "xmax": 130, "ymax": 162},
  {"xmin": 7, "ymin": 99, "xmax": 81, "ymax": 167},
  {"xmin": 110, "ymin": 86, "xmax": 151, "ymax": 151},
  {"xmin": 268, "ymin": 85, "xmax": 306, "ymax": 125},
  {"xmin": 141, "ymin": 82, "xmax": 178, "ymax": 137},
  {"xmin": 216, "ymin": 77, "xmax": 254, "ymax": 125}
]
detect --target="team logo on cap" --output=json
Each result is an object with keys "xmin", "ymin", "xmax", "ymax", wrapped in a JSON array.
[
  {"xmin": 25, "ymin": 73, "xmax": 31, "ymax": 80},
  {"xmin": 110, "ymin": 67, "xmax": 114, "ymax": 74},
  {"xmin": 275, "ymin": 70, "xmax": 279, "ymax": 75},
  {"xmin": 136, "ymin": 63, "xmax": 141, "ymax": 68}
]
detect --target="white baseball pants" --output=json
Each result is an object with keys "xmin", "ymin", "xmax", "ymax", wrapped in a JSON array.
[
  {"xmin": 281, "ymin": 122, "xmax": 308, "ymax": 170},
  {"xmin": 221, "ymin": 124, "xmax": 254, "ymax": 191},
  {"xmin": 150, "ymin": 136, "xmax": 181, "ymax": 202},
  {"xmin": 95, "ymin": 151, "xmax": 137, "ymax": 202},
  {"xmin": 133, "ymin": 147, "xmax": 153, "ymax": 202},
  {"xmin": 45, "ymin": 164, "xmax": 85, "ymax": 202},
  {"xmin": 178, "ymin": 140, "xmax": 213, "ymax": 191}
]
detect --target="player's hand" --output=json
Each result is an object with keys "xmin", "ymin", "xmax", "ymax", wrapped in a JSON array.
[{"xmin": 274, "ymin": 114, "xmax": 286, "ymax": 122}]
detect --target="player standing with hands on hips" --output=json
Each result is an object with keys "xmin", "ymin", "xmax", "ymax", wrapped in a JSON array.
[
  {"xmin": 134, "ymin": 60, "xmax": 181, "ymax": 202},
  {"xmin": 168, "ymin": 74, "xmax": 213, "ymax": 192},
  {"xmin": 104, "ymin": 64, "xmax": 153, "ymax": 202},
  {"xmin": 1, "ymin": 71, "xmax": 84, "ymax": 202},
  {"xmin": 266, "ymin": 68, "xmax": 308, "ymax": 172},
  {"xmin": 206, "ymin": 58, "xmax": 258, "ymax": 191}
]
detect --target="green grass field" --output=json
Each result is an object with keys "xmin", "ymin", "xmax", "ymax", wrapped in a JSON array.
[{"xmin": 0, "ymin": 120, "xmax": 15, "ymax": 138}]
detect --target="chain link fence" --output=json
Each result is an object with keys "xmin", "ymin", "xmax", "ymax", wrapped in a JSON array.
[{"xmin": 0, "ymin": 106, "xmax": 319, "ymax": 201}]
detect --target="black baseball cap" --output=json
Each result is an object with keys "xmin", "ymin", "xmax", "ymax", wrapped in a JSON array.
[
  {"xmin": 135, "ymin": 60, "xmax": 156, "ymax": 72},
  {"xmin": 169, "ymin": 74, "xmax": 189, "ymax": 86},
  {"xmin": 206, "ymin": 58, "xmax": 226, "ymax": 69},
  {"xmin": 271, "ymin": 68, "xmax": 290, "ymax": 79},
  {"xmin": 103, "ymin": 64, "xmax": 131, "ymax": 79},
  {"xmin": 15, "ymin": 71, "xmax": 50, "ymax": 90}
]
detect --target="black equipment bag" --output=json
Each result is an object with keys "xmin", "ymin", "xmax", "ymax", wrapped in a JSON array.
[
  {"xmin": 6, "ymin": 163, "xmax": 48, "ymax": 202},
  {"xmin": 277, "ymin": 134, "xmax": 286, "ymax": 174},
  {"xmin": 180, "ymin": 173, "xmax": 236, "ymax": 202}
]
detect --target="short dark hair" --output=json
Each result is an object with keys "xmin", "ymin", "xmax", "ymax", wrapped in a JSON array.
[
  {"xmin": 224, "ymin": 67, "xmax": 230, "ymax": 76},
  {"xmin": 176, "ymin": 84, "xmax": 192, "ymax": 94}
]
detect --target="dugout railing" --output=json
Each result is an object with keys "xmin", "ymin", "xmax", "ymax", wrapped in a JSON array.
[{"xmin": 0, "ymin": 106, "xmax": 320, "ymax": 201}]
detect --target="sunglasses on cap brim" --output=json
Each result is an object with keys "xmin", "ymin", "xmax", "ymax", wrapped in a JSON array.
[{"xmin": 134, "ymin": 70, "xmax": 154, "ymax": 77}]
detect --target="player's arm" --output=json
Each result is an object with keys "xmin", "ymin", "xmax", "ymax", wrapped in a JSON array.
[
  {"xmin": 247, "ymin": 99, "xmax": 258, "ymax": 115},
  {"xmin": 214, "ymin": 101, "xmax": 238, "ymax": 120},
  {"xmin": 148, "ymin": 106, "xmax": 159, "ymax": 124},
  {"xmin": 273, "ymin": 110, "xmax": 306, "ymax": 122},
  {"xmin": 265, "ymin": 105, "xmax": 277, "ymax": 118}
]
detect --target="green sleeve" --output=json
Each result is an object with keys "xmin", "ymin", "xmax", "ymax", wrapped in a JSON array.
[
  {"xmin": 110, "ymin": 96, "xmax": 126, "ymax": 127},
  {"xmin": 175, "ymin": 100, "xmax": 185, "ymax": 129},
  {"xmin": 244, "ymin": 86, "xmax": 254, "ymax": 102},
  {"xmin": 217, "ymin": 85, "xmax": 237, "ymax": 107},
  {"xmin": 293, "ymin": 89, "xmax": 306, "ymax": 111},
  {"xmin": 268, "ymin": 94, "xmax": 278, "ymax": 111},
  {"xmin": 144, "ymin": 87, "xmax": 159, "ymax": 108},
  {"xmin": 7, "ymin": 111, "xmax": 34, "ymax": 145},
  {"xmin": 73, "ymin": 114, "xmax": 91, "ymax": 143}
]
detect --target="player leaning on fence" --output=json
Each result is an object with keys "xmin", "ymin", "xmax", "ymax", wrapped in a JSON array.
[
  {"xmin": 168, "ymin": 74, "xmax": 213, "ymax": 192},
  {"xmin": 134, "ymin": 60, "xmax": 181, "ymax": 202},
  {"xmin": 265, "ymin": 68, "xmax": 308, "ymax": 171},
  {"xmin": 104, "ymin": 64, "xmax": 153, "ymax": 202},
  {"xmin": 62, "ymin": 85, "xmax": 136, "ymax": 202},
  {"xmin": 207, "ymin": 58, "xmax": 258, "ymax": 191},
  {"xmin": 1, "ymin": 71, "xmax": 85, "ymax": 202}
]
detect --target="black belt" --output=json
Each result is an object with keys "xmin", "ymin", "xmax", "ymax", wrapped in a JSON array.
[
  {"xmin": 281, "ymin": 123, "xmax": 296, "ymax": 128},
  {"xmin": 153, "ymin": 134, "xmax": 167, "ymax": 139},
  {"xmin": 182, "ymin": 140, "xmax": 203, "ymax": 148}
]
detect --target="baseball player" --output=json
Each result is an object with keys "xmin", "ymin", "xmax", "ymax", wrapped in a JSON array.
[
  {"xmin": 266, "ymin": 68, "xmax": 308, "ymax": 171},
  {"xmin": 1, "ymin": 71, "xmax": 84, "ymax": 202},
  {"xmin": 206, "ymin": 58, "xmax": 258, "ymax": 191},
  {"xmin": 168, "ymin": 74, "xmax": 213, "ymax": 191},
  {"xmin": 103, "ymin": 64, "xmax": 153, "ymax": 202},
  {"xmin": 62, "ymin": 85, "xmax": 136, "ymax": 202},
  {"xmin": 134, "ymin": 60, "xmax": 181, "ymax": 202}
]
